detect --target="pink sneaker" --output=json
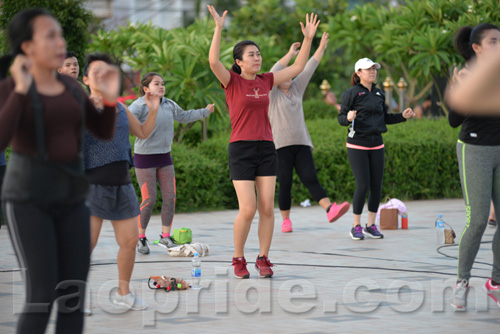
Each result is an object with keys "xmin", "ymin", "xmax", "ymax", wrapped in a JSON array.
[
  {"xmin": 327, "ymin": 202, "xmax": 350, "ymax": 223},
  {"xmin": 483, "ymin": 278, "xmax": 500, "ymax": 308},
  {"xmin": 281, "ymin": 218, "xmax": 293, "ymax": 233}
]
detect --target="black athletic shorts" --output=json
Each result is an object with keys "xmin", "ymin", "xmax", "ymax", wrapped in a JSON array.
[{"xmin": 228, "ymin": 141, "xmax": 278, "ymax": 180}]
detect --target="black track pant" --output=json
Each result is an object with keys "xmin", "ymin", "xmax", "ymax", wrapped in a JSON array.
[
  {"xmin": 3, "ymin": 200, "xmax": 90, "ymax": 334},
  {"xmin": 347, "ymin": 147, "xmax": 385, "ymax": 215},
  {"xmin": 277, "ymin": 145, "xmax": 328, "ymax": 211}
]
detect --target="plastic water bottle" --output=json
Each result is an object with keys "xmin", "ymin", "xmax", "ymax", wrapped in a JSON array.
[
  {"xmin": 435, "ymin": 215, "xmax": 445, "ymax": 244},
  {"xmin": 191, "ymin": 253, "xmax": 201, "ymax": 289}
]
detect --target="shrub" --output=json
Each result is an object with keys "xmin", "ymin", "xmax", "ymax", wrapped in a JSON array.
[
  {"xmin": 2, "ymin": 118, "xmax": 463, "ymax": 213},
  {"xmin": 302, "ymin": 98, "xmax": 339, "ymax": 120},
  {"xmin": 144, "ymin": 117, "xmax": 462, "ymax": 212}
]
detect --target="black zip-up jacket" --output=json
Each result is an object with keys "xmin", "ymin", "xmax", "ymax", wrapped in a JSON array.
[
  {"xmin": 448, "ymin": 108, "xmax": 500, "ymax": 146},
  {"xmin": 338, "ymin": 83, "xmax": 406, "ymax": 147}
]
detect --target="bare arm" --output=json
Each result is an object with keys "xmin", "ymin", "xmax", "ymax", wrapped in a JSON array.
[
  {"xmin": 273, "ymin": 13, "xmax": 320, "ymax": 87},
  {"xmin": 126, "ymin": 91, "xmax": 160, "ymax": 139},
  {"xmin": 446, "ymin": 50, "xmax": 500, "ymax": 114},
  {"xmin": 207, "ymin": 5, "xmax": 231, "ymax": 88}
]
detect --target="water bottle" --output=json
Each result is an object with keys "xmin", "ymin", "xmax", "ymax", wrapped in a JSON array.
[
  {"xmin": 191, "ymin": 253, "xmax": 201, "ymax": 289},
  {"xmin": 435, "ymin": 214, "xmax": 445, "ymax": 244},
  {"xmin": 401, "ymin": 213, "xmax": 408, "ymax": 229}
]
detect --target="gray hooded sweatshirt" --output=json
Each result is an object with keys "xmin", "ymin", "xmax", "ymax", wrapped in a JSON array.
[{"xmin": 129, "ymin": 96, "xmax": 210, "ymax": 155}]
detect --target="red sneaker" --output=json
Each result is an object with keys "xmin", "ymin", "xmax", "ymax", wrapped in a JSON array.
[
  {"xmin": 232, "ymin": 257, "xmax": 250, "ymax": 279},
  {"xmin": 255, "ymin": 255, "xmax": 274, "ymax": 278},
  {"xmin": 327, "ymin": 202, "xmax": 350, "ymax": 223}
]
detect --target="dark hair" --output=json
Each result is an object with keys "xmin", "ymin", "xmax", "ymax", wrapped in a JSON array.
[
  {"xmin": 454, "ymin": 23, "xmax": 500, "ymax": 61},
  {"xmin": 140, "ymin": 72, "xmax": 163, "ymax": 96},
  {"xmin": 82, "ymin": 53, "xmax": 114, "ymax": 77},
  {"xmin": 65, "ymin": 51, "xmax": 77, "ymax": 60},
  {"xmin": 0, "ymin": 8, "xmax": 54, "ymax": 79},
  {"xmin": 350, "ymin": 72, "xmax": 360, "ymax": 86},
  {"xmin": 231, "ymin": 40, "xmax": 260, "ymax": 75}
]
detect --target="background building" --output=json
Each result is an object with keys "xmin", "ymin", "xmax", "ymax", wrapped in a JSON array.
[{"xmin": 84, "ymin": 0, "xmax": 210, "ymax": 30}]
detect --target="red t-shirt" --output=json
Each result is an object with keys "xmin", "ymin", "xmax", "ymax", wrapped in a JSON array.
[{"xmin": 223, "ymin": 71, "xmax": 274, "ymax": 142}]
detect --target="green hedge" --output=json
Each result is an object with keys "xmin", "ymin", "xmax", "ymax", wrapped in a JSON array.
[
  {"xmin": 2, "ymin": 117, "xmax": 462, "ymax": 213},
  {"xmin": 153, "ymin": 117, "xmax": 462, "ymax": 212}
]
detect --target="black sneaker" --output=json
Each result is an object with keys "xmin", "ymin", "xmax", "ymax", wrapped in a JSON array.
[{"xmin": 488, "ymin": 219, "xmax": 497, "ymax": 227}]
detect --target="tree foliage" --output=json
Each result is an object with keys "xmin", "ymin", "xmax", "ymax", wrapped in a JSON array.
[
  {"xmin": 325, "ymin": 0, "xmax": 500, "ymax": 107},
  {"xmin": 89, "ymin": 18, "xmax": 234, "ymax": 142},
  {"xmin": 0, "ymin": 0, "xmax": 93, "ymax": 65},
  {"xmin": 87, "ymin": 0, "xmax": 500, "ymax": 144}
]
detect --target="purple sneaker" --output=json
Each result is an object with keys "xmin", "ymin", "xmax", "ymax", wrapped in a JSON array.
[
  {"xmin": 350, "ymin": 225, "xmax": 364, "ymax": 240},
  {"xmin": 363, "ymin": 224, "xmax": 384, "ymax": 239}
]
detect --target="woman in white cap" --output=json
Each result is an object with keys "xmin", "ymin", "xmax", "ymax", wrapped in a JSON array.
[{"xmin": 338, "ymin": 58, "xmax": 414, "ymax": 240}]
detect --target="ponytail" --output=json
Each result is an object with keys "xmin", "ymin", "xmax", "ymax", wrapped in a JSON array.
[
  {"xmin": 231, "ymin": 63, "xmax": 241, "ymax": 74},
  {"xmin": 454, "ymin": 26, "xmax": 474, "ymax": 61},
  {"xmin": 350, "ymin": 72, "xmax": 360, "ymax": 86}
]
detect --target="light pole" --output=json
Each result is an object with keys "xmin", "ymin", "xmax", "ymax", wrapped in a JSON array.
[
  {"xmin": 383, "ymin": 77, "xmax": 394, "ymax": 112},
  {"xmin": 320, "ymin": 79, "xmax": 331, "ymax": 97},
  {"xmin": 397, "ymin": 77, "xmax": 408, "ymax": 113}
]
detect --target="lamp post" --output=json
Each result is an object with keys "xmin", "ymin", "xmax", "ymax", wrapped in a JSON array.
[
  {"xmin": 397, "ymin": 77, "xmax": 408, "ymax": 113},
  {"xmin": 320, "ymin": 79, "xmax": 331, "ymax": 97},
  {"xmin": 383, "ymin": 77, "xmax": 394, "ymax": 112}
]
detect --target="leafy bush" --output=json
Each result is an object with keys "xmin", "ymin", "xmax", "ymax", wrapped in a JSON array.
[
  {"xmin": 130, "ymin": 117, "xmax": 462, "ymax": 213},
  {"xmin": 302, "ymin": 98, "xmax": 338, "ymax": 120},
  {"xmin": 2, "ymin": 117, "xmax": 463, "ymax": 213}
]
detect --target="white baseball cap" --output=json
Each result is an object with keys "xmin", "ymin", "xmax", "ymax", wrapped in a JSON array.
[{"xmin": 355, "ymin": 58, "xmax": 381, "ymax": 72}]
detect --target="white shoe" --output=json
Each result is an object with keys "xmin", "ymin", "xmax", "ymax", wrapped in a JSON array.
[
  {"xmin": 112, "ymin": 292, "xmax": 148, "ymax": 311},
  {"xmin": 84, "ymin": 307, "xmax": 92, "ymax": 316}
]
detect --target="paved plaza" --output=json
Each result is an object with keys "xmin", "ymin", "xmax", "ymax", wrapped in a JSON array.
[{"xmin": 0, "ymin": 199, "xmax": 499, "ymax": 333}]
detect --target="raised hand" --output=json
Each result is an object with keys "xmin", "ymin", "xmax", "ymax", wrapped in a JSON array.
[
  {"xmin": 288, "ymin": 42, "xmax": 301, "ymax": 57},
  {"xmin": 207, "ymin": 5, "xmax": 227, "ymax": 29},
  {"xmin": 11, "ymin": 55, "xmax": 33, "ymax": 94},
  {"xmin": 94, "ymin": 64, "xmax": 120, "ymax": 104},
  {"xmin": 300, "ymin": 13, "xmax": 320, "ymax": 40},
  {"xmin": 318, "ymin": 32, "xmax": 329, "ymax": 52},
  {"xmin": 206, "ymin": 104, "xmax": 215, "ymax": 113},
  {"xmin": 144, "ymin": 91, "xmax": 160, "ymax": 111}
]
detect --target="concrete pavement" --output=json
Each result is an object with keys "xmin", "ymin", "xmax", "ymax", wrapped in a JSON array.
[{"xmin": 0, "ymin": 199, "xmax": 499, "ymax": 333}]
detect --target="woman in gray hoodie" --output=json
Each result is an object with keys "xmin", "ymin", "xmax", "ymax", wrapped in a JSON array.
[{"xmin": 129, "ymin": 72, "xmax": 214, "ymax": 254}]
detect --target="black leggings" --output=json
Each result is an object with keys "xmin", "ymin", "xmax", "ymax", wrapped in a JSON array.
[
  {"xmin": 277, "ymin": 145, "xmax": 328, "ymax": 211},
  {"xmin": 4, "ymin": 200, "xmax": 90, "ymax": 334},
  {"xmin": 347, "ymin": 147, "xmax": 385, "ymax": 215}
]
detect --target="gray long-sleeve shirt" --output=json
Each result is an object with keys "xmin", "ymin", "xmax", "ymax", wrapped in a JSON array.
[
  {"xmin": 268, "ymin": 58, "xmax": 319, "ymax": 150},
  {"xmin": 129, "ymin": 96, "xmax": 210, "ymax": 154}
]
